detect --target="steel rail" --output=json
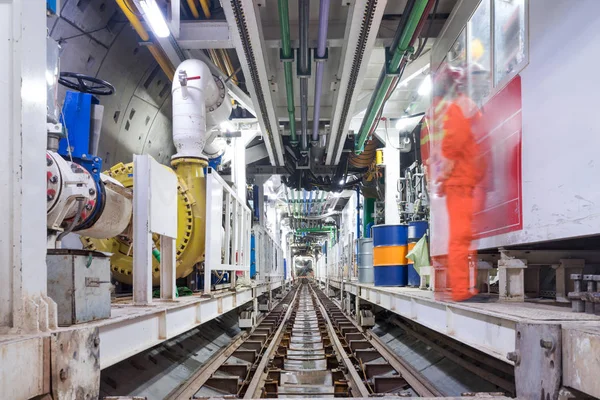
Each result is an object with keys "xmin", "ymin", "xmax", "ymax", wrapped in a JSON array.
[
  {"xmin": 364, "ymin": 331, "xmax": 442, "ymax": 397},
  {"xmin": 309, "ymin": 284, "xmax": 371, "ymax": 397},
  {"xmin": 392, "ymin": 317, "xmax": 516, "ymax": 394},
  {"xmin": 243, "ymin": 285, "xmax": 301, "ymax": 398},
  {"xmin": 165, "ymin": 285, "xmax": 294, "ymax": 399},
  {"xmin": 166, "ymin": 331, "xmax": 249, "ymax": 400}
]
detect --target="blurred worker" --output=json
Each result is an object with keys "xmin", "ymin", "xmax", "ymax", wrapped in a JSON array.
[{"xmin": 436, "ymin": 66, "xmax": 484, "ymax": 302}]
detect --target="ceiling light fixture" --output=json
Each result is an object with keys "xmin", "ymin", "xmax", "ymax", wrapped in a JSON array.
[{"xmin": 138, "ymin": 0, "xmax": 170, "ymax": 38}]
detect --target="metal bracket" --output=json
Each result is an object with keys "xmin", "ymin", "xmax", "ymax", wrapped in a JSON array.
[
  {"xmin": 296, "ymin": 48, "xmax": 312, "ymax": 77},
  {"xmin": 279, "ymin": 48, "xmax": 295, "ymax": 62},
  {"xmin": 85, "ymin": 277, "xmax": 111, "ymax": 287},
  {"xmin": 314, "ymin": 47, "xmax": 329, "ymax": 62},
  {"xmin": 512, "ymin": 322, "xmax": 561, "ymax": 399},
  {"xmin": 384, "ymin": 46, "xmax": 411, "ymax": 77}
]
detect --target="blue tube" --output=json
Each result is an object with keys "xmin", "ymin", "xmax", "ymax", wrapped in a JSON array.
[{"xmin": 365, "ymin": 222, "xmax": 374, "ymax": 238}]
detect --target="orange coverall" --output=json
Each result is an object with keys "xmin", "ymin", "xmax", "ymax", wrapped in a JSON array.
[{"xmin": 441, "ymin": 95, "xmax": 481, "ymax": 301}]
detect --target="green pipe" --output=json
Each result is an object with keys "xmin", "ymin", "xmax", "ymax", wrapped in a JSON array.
[
  {"xmin": 152, "ymin": 248, "xmax": 161, "ymax": 262},
  {"xmin": 363, "ymin": 197, "xmax": 375, "ymax": 236},
  {"xmin": 278, "ymin": 0, "xmax": 298, "ymax": 146},
  {"xmin": 295, "ymin": 226, "xmax": 337, "ymax": 234},
  {"xmin": 355, "ymin": 0, "xmax": 429, "ymax": 153}
]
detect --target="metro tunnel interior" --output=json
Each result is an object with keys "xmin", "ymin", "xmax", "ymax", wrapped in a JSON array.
[{"xmin": 2, "ymin": 0, "xmax": 600, "ymax": 400}]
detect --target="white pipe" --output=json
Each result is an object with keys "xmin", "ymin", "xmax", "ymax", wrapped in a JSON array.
[{"xmin": 172, "ymin": 59, "xmax": 231, "ymax": 159}]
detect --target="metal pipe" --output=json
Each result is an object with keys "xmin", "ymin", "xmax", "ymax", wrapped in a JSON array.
[
  {"xmin": 186, "ymin": 0, "xmax": 201, "ymax": 18},
  {"xmin": 115, "ymin": 0, "xmax": 175, "ymax": 79},
  {"xmin": 277, "ymin": 0, "xmax": 298, "ymax": 146},
  {"xmin": 298, "ymin": 0, "xmax": 310, "ymax": 152},
  {"xmin": 355, "ymin": 0, "xmax": 432, "ymax": 152},
  {"xmin": 300, "ymin": 79, "xmax": 309, "ymax": 151},
  {"xmin": 198, "ymin": 0, "xmax": 211, "ymax": 18},
  {"xmin": 312, "ymin": 0, "xmax": 331, "ymax": 143}
]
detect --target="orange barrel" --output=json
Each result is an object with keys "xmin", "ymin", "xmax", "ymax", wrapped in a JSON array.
[
  {"xmin": 407, "ymin": 221, "xmax": 429, "ymax": 286},
  {"xmin": 372, "ymin": 224, "xmax": 408, "ymax": 286}
]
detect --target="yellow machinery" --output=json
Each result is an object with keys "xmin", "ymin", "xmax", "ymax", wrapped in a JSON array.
[{"xmin": 82, "ymin": 158, "xmax": 208, "ymax": 285}]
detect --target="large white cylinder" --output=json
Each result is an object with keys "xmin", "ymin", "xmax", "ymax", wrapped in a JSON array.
[{"xmin": 172, "ymin": 59, "xmax": 231, "ymax": 160}]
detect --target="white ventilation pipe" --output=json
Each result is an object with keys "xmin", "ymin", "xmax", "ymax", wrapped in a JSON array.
[{"xmin": 172, "ymin": 59, "xmax": 231, "ymax": 159}]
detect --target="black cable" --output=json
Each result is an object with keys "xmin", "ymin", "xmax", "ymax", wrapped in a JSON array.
[{"xmin": 412, "ymin": 0, "xmax": 440, "ymax": 59}]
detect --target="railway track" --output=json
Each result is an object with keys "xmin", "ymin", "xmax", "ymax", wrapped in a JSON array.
[{"xmin": 165, "ymin": 279, "xmax": 454, "ymax": 399}]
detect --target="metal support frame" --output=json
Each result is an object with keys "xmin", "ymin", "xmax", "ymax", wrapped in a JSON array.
[
  {"xmin": 0, "ymin": 0, "xmax": 55, "ymax": 334},
  {"xmin": 169, "ymin": 0, "xmax": 180, "ymax": 38},
  {"xmin": 512, "ymin": 323, "xmax": 561, "ymax": 400},
  {"xmin": 205, "ymin": 168, "xmax": 252, "ymax": 294},
  {"xmin": 252, "ymin": 224, "xmax": 284, "ymax": 283},
  {"xmin": 325, "ymin": 0, "xmax": 389, "ymax": 165},
  {"xmin": 133, "ymin": 155, "xmax": 178, "ymax": 305},
  {"xmin": 220, "ymin": 0, "xmax": 284, "ymax": 166},
  {"xmin": 498, "ymin": 252, "xmax": 528, "ymax": 302},
  {"xmin": 178, "ymin": 21, "xmax": 233, "ymax": 49}
]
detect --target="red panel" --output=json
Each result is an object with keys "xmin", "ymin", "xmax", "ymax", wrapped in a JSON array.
[{"xmin": 472, "ymin": 76, "xmax": 523, "ymax": 239}]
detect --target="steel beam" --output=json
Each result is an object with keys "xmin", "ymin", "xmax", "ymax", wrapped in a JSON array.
[
  {"xmin": 220, "ymin": 0, "xmax": 284, "ymax": 166},
  {"xmin": 169, "ymin": 0, "xmax": 180, "ymax": 38},
  {"xmin": 351, "ymin": 53, "xmax": 430, "ymax": 118},
  {"xmin": 178, "ymin": 20, "xmax": 233, "ymax": 49},
  {"xmin": 99, "ymin": 288, "xmax": 255, "ymax": 369},
  {"xmin": 247, "ymin": 164, "xmax": 337, "ymax": 177},
  {"xmin": 246, "ymin": 143, "xmax": 270, "ymax": 164},
  {"xmin": 325, "ymin": 0, "xmax": 388, "ymax": 165}
]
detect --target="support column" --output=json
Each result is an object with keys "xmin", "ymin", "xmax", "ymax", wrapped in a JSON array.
[
  {"xmin": 355, "ymin": 291, "xmax": 360, "ymax": 323},
  {"xmin": 384, "ymin": 137, "xmax": 400, "ymax": 224},
  {"xmin": 233, "ymin": 137, "xmax": 247, "ymax": 200},
  {"xmin": 160, "ymin": 236, "xmax": 177, "ymax": 300},
  {"xmin": 0, "ymin": 0, "xmax": 54, "ymax": 332},
  {"xmin": 498, "ymin": 252, "xmax": 528, "ymax": 302},
  {"xmin": 133, "ymin": 155, "xmax": 153, "ymax": 305}
]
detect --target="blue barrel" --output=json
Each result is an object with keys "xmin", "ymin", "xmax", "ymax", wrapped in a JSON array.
[
  {"xmin": 407, "ymin": 221, "xmax": 429, "ymax": 286},
  {"xmin": 372, "ymin": 224, "xmax": 408, "ymax": 286}
]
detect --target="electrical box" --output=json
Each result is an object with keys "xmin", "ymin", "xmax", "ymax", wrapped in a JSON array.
[{"xmin": 47, "ymin": 249, "xmax": 111, "ymax": 326}]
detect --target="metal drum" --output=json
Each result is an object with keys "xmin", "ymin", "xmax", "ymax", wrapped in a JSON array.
[
  {"xmin": 372, "ymin": 224, "xmax": 408, "ymax": 286},
  {"xmin": 407, "ymin": 221, "xmax": 429, "ymax": 286},
  {"xmin": 357, "ymin": 238, "xmax": 374, "ymax": 284}
]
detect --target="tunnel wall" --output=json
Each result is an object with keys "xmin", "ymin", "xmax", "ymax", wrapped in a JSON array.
[{"xmin": 48, "ymin": 0, "xmax": 175, "ymax": 167}]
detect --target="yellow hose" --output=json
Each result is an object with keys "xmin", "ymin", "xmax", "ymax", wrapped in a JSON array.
[
  {"xmin": 115, "ymin": 0, "xmax": 150, "ymax": 40},
  {"xmin": 148, "ymin": 45, "xmax": 175, "ymax": 78},
  {"xmin": 115, "ymin": 0, "xmax": 175, "ymax": 80},
  {"xmin": 220, "ymin": 49, "xmax": 238, "ymax": 85},
  {"xmin": 186, "ymin": 0, "xmax": 201, "ymax": 18},
  {"xmin": 199, "ymin": 0, "xmax": 211, "ymax": 18}
]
